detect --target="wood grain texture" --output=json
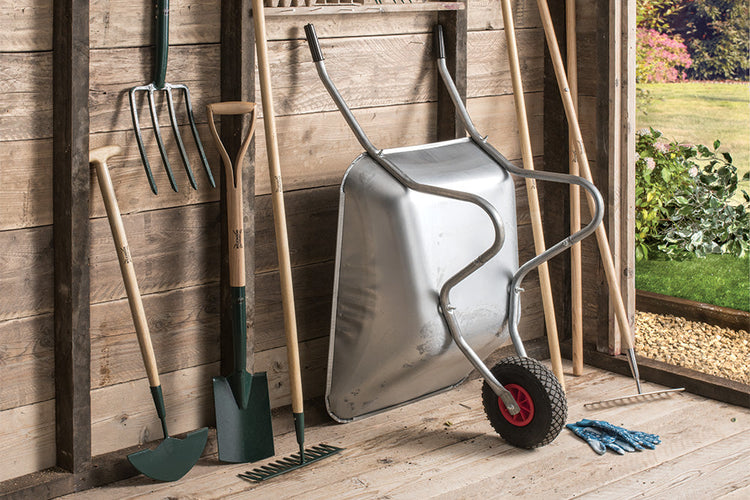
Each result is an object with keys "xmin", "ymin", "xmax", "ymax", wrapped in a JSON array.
[
  {"xmin": 467, "ymin": 28, "xmax": 544, "ymax": 99},
  {"xmin": 0, "ymin": 314, "xmax": 54, "ymax": 411},
  {"xmin": 63, "ymin": 362, "xmax": 750, "ymax": 499},
  {"xmin": 90, "ymin": 284, "xmax": 220, "ymax": 390},
  {"xmin": 89, "ymin": 203, "xmax": 220, "ymax": 304},
  {"xmin": 468, "ymin": 0, "xmax": 542, "ymax": 31},
  {"xmin": 0, "ymin": 225, "xmax": 53, "ymax": 321},
  {"xmin": 0, "ymin": 400, "xmax": 56, "ymax": 483},
  {"xmin": 0, "ymin": 0, "xmax": 52, "ymax": 52},
  {"xmin": 0, "ymin": 51, "xmax": 52, "ymax": 141},
  {"xmin": 0, "ymin": 138, "xmax": 53, "ymax": 231},
  {"xmin": 90, "ymin": 0, "xmax": 220, "ymax": 49}
]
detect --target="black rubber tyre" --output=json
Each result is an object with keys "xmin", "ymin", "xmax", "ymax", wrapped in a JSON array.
[{"xmin": 482, "ymin": 356, "xmax": 567, "ymax": 448}]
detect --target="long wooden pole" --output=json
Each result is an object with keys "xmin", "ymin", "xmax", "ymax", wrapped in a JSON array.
[
  {"xmin": 499, "ymin": 0, "xmax": 565, "ymax": 390},
  {"xmin": 251, "ymin": 0, "xmax": 304, "ymax": 415},
  {"xmin": 535, "ymin": 0, "xmax": 636, "ymax": 355},
  {"xmin": 566, "ymin": 0, "xmax": 584, "ymax": 376}
]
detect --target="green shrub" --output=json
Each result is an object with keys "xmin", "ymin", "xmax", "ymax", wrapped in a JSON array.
[
  {"xmin": 635, "ymin": 128, "xmax": 695, "ymax": 259},
  {"xmin": 635, "ymin": 129, "xmax": 750, "ymax": 260},
  {"xmin": 659, "ymin": 141, "xmax": 750, "ymax": 258}
]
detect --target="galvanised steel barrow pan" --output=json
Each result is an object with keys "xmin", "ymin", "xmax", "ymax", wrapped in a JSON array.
[{"xmin": 305, "ymin": 24, "xmax": 604, "ymax": 448}]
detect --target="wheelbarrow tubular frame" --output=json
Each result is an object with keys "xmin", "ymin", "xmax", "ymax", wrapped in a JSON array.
[
  {"xmin": 304, "ymin": 24, "xmax": 603, "ymax": 414},
  {"xmin": 129, "ymin": 0, "xmax": 214, "ymax": 195}
]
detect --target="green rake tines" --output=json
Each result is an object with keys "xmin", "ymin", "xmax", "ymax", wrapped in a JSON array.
[{"xmin": 238, "ymin": 444, "xmax": 343, "ymax": 482}]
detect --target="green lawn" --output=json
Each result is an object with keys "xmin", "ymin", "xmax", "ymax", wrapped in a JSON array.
[
  {"xmin": 636, "ymin": 82, "xmax": 750, "ymax": 310},
  {"xmin": 637, "ymin": 82, "xmax": 750, "ymax": 201},
  {"xmin": 636, "ymin": 255, "xmax": 750, "ymax": 312}
]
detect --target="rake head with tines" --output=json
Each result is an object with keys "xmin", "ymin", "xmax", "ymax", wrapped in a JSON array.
[
  {"xmin": 238, "ymin": 444, "xmax": 343, "ymax": 483},
  {"xmin": 129, "ymin": 0, "xmax": 215, "ymax": 195}
]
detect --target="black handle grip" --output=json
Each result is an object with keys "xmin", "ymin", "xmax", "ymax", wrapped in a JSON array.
[
  {"xmin": 434, "ymin": 24, "xmax": 445, "ymax": 59},
  {"xmin": 305, "ymin": 24, "xmax": 324, "ymax": 62}
]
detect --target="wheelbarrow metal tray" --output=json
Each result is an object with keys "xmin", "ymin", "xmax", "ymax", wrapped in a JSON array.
[{"xmin": 327, "ymin": 138, "xmax": 520, "ymax": 422}]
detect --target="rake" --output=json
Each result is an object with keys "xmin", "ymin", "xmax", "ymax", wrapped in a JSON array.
[{"xmin": 129, "ymin": 0, "xmax": 215, "ymax": 195}]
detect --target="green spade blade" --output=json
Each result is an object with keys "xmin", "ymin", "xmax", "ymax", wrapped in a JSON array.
[
  {"xmin": 213, "ymin": 371, "xmax": 275, "ymax": 463},
  {"xmin": 127, "ymin": 427, "xmax": 208, "ymax": 482}
]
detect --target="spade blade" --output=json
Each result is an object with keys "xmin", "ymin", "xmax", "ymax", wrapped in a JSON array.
[{"xmin": 213, "ymin": 371, "xmax": 275, "ymax": 463}]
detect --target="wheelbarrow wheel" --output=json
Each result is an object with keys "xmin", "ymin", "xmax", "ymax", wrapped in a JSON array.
[{"xmin": 482, "ymin": 356, "xmax": 567, "ymax": 448}]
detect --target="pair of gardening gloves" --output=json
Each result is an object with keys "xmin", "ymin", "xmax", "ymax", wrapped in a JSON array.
[{"xmin": 566, "ymin": 419, "xmax": 661, "ymax": 455}]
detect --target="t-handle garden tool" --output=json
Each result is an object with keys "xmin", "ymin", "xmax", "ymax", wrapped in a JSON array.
[
  {"xmin": 238, "ymin": 0, "xmax": 343, "ymax": 481},
  {"xmin": 206, "ymin": 101, "xmax": 275, "ymax": 463},
  {"xmin": 90, "ymin": 145, "xmax": 208, "ymax": 482},
  {"xmin": 129, "ymin": 0, "xmax": 215, "ymax": 195}
]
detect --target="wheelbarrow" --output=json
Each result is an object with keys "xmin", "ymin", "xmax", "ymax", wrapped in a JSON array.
[{"xmin": 304, "ymin": 24, "xmax": 604, "ymax": 448}]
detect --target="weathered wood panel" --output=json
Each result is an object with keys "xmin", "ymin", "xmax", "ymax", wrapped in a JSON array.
[
  {"xmin": 1, "ymin": 0, "xmax": 545, "ymax": 53},
  {"xmin": 0, "ymin": 1, "xmax": 52, "ymax": 52},
  {"xmin": 89, "ymin": 203, "xmax": 220, "ymax": 304},
  {"xmin": 0, "ymin": 226, "xmax": 53, "ymax": 321},
  {"xmin": 0, "ymin": 400, "xmax": 56, "ymax": 483},
  {"xmin": 90, "ymin": 0, "xmax": 220, "ymax": 49},
  {"xmin": 0, "ymin": 138, "xmax": 53, "ymax": 231},
  {"xmin": 0, "ymin": 51, "xmax": 52, "ymax": 141},
  {"xmin": 467, "ymin": 28, "xmax": 544, "ymax": 99},
  {"xmin": 71, "ymin": 364, "xmax": 750, "ymax": 500},
  {"xmin": 0, "ymin": 314, "xmax": 54, "ymax": 412},
  {"xmin": 0, "ymin": 0, "xmax": 219, "ymax": 52},
  {"xmin": 468, "ymin": 0, "xmax": 542, "ymax": 31},
  {"xmin": 90, "ymin": 284, "xmax": 220, "ymax": 390}
]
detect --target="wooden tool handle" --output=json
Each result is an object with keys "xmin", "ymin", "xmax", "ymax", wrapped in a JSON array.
[
  {"xmin": 499, "ymin": 0, "xmax": 564, "ymax": 390},
  {"xmin": 566, "ymin": 0, "xmax": 584, "ymax": 375},
  {"xmin": 251, "ymin": 0, "xmax": 304, "ymax": 414},
  {"xmin": 207, "ymin": 102, "xmax": 257, "ymax": 288},
  {"xmin": 90, "ymin": 146, "xmax": 160, "ymax": 388},
  {"xmin": 535, "ymin": 0, "xmax": 635, "ymax": 351}
]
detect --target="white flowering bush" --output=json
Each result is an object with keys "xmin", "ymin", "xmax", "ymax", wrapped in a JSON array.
[{"xmin": 635, "ymin": 128, "xmax": 750, "ymax": 260}]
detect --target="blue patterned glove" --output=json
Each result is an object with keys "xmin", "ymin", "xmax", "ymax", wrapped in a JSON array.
[
  {"xmin": 566, "ymin": 424, "xmax": 630, "ymax": 455},
  {"xmin": 575, "ymin": 419, "xmax": 661, "ymax": 450}
]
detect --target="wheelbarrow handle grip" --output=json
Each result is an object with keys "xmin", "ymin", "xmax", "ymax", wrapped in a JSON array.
[
  {"xmin": 304, "ymin": 24, "xmax": 324, "ymax": 63},
  {"xmin": 434, "ymin": 25, "xmax": 445, "ymax": 59}
]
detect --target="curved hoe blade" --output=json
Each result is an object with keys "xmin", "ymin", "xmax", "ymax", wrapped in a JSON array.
[
  {"xmin": 127, "ymin": 428, "xmax": 208, "ymax": 482},
  {"xmin": 213, "ymin": 372, "xmax": 275, "ymax": 463}
]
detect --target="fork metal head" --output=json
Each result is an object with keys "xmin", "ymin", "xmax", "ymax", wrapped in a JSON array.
[{"xmin": 129, "ymin": 82, "xmax": 215, "ymax": 195}]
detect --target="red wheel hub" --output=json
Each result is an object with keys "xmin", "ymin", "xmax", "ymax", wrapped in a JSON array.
[{"xmin": 498, "ymin": 384, "xmax": 534, "ymax": 426}]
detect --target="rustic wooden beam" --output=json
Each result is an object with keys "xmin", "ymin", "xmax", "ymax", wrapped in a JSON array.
[
  {"xmin": 636, "ymin": 290, "xmax": 750, "ymax": 332},
  {"xmin": 436, "ymin": 3, "xmax": 467, "ymax": 141},
  {"xmin": 541, "ymin": 0, "xmax": 572, "ymax": 342},
  {"xmin": 52, "ymin": 0, "xmax": 91, "ymax": 475},
  {"xmin": 218, "ymin": 0, "xmax": 256, "ymax": 376}
]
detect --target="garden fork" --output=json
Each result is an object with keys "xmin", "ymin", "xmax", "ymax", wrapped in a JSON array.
[{"xmin": 129, "ymin": 0, "xmax": 215, "ymax": 194}]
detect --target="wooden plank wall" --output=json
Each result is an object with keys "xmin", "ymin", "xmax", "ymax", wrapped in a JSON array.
[{"xmin": 0, "ymin": 0, "xmax": 552, "ymax": 483}]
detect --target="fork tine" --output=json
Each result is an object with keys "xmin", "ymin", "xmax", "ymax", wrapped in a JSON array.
[
  {"xmin": 129, "ymin": 87, "xmax": 159, "ymax": 195},
  {"xmin": 147, "ymin": 87, "xmax": 179, "ymax": 192},
  {"xmin": 176, "ymin": 83, "xmax": 215, "ymax": 188},
  {"xmin": 165, "ymin": 85, "xmax": 198, "ymax": 190}
]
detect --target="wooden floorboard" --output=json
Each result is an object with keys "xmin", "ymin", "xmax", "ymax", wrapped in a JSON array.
[{"xmin": 61, "ymin": 362, "xmax": 750, "ymax": 499}]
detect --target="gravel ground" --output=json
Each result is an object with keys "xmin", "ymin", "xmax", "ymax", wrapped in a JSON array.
[{"xmin": 636, "ymin": 311, "xmax": 750, "ymax": 385}]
